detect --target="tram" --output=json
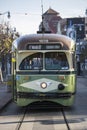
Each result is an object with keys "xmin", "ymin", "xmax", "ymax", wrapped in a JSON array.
[{"xmin": 11, "ymin": 33, "xmax": 77, "ymax": 107}]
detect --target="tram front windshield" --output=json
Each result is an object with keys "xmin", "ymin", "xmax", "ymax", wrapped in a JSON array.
[{"xmin": 19, "ymin": 52, "xmax": 69, "ymax": 70}]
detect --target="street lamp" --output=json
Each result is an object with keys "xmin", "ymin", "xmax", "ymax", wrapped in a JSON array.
[{"xmin": 0, "ymin": 11, "xmax": 11, "ymax": 19}]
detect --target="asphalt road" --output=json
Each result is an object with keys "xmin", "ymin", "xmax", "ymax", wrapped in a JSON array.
[{"xmin": 0, "ymin": 77, "xmax": 87, "ymax": 130}]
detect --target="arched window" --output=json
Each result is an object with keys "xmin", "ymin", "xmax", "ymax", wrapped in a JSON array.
[
  {"xmin": 19, "ymin": 52, "xmax": 43, "ymax": 70},
  {"xmin": 45, "ymin": 52, "xmax": 69, "ymax": 70}
]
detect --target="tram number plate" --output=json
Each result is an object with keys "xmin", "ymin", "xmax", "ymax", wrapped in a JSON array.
[{"xmin": 39, "ymin": 93, "xmax": 46, "ymax": 97}]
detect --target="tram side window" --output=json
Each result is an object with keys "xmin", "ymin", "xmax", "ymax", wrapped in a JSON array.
[
  {"xmin": 19, "ymin": 53, "xmax": 43, "ymax": 70},
  {"xmin": 45, "ymin": 52, "xmax": 69, "ymax": 70}
]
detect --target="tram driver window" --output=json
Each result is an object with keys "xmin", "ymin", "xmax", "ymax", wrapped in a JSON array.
[
  {"xmin": 45, "ymin": 52, "xmax": 69, "ymax": 70},
  {"xmin": 19, "ymin": 52, "xmax": 43, "ymax": 70}
]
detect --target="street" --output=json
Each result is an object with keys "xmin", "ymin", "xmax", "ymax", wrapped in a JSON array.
[{"xmin": 0, "ymin": 77, "xmax": 87, "ymax": 130}]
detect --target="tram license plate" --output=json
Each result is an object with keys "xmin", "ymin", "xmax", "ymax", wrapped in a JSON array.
[{"xmin": 39, "ymin": 93, "xmax": 46, "ymax": 97}]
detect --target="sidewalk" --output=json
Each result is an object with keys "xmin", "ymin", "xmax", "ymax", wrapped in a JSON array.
[{"xmin": 0, "ymin": 82, "xmax": 12, "ymax": 111}]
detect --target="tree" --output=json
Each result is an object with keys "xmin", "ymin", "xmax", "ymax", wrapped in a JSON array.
[
  {"xmin": 0, "ymin": 29, "xmax": 12, "ymax": 61},
  {"xmin": 0, "ymin": 22, "xmax": 20, "ymax": 79},
  {"xmin": 0, "ymin": 22, "xmax": 20, "ymax": 59}
]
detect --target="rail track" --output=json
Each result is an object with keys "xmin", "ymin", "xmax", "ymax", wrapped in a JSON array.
[{"xmin": 15, "ymin": 105, "xmax": 71, "ymax": 130}]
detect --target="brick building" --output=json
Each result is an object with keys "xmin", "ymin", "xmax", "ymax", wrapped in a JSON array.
[{"xmin": 39, "ymin": 7, "xmax": 62, "ymax": 33}]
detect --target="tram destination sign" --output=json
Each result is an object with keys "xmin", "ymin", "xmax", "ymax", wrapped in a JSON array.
[{"xmin": 26, "ymin": 44, "xmax": 61, "ymax": 50}]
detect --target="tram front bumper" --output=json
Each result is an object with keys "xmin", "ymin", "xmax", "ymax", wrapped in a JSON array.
[{"xmin": 17, "ymin": 92, "xmax": 75, "ymax": 99}]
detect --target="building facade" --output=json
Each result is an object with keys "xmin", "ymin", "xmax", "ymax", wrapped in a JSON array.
[
  {"xmin": 39, "ymin": 8, "xmax": 62, "ymax": 33},
  {"xmin": 85, "ymin": 17, "xmax": 87, "ymax": 38},
  {"xmin": 57, "ymin": 17, "xmax": 87, "ymax": 75},
  {"xmin": 57, "ymin": 17, "xmax": 85, "ymax": 42}
]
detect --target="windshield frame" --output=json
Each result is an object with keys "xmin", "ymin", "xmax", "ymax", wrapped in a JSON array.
[
  {"xmin": 18, "ymin": 51, "xmax": 69, "ymax": 71},
  {"xmin": 45, "ymin": 52, "xmax": 69, "ymax": 70}
]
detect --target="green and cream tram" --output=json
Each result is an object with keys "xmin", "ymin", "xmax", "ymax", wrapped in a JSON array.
[{"xmin": 12, "ymin": 33, "xmax": 77, "ymax": 107}]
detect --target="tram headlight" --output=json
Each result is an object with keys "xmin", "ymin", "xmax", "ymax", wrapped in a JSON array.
[
  {"xmin": 41, "ymin": 82, "xmax": 47, "ymax": 89},
  {"xmin": 58, "ymin": 84, "xmax": 65, "ymax": 90}
]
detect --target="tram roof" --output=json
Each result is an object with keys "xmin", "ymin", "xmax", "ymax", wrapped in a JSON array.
[{"xmin": 12, "ymin": 34, "xmax": 75, "ymax": 51}]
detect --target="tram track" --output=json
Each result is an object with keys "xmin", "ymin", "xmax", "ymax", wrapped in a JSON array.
[
  {"xmin": 61, "ymin": 108, "xmax": 71, "ymax": 130},
  {"xmin": 15, "ymin": 105, "xmax": 71, "ymax": 130},
  {"xmin": 15, "ymin": 107, "xmax": 28, "ymax": 130}
]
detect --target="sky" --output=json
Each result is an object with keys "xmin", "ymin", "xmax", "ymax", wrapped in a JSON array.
[{"xmin": 0, "ymin": 0, "xmax": 87, "ymax": 35}]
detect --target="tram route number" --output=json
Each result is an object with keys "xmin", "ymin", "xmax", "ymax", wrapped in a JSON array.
[{"xmin": 26, "ymin": 44, "xmax": 62, "ymax": 50}]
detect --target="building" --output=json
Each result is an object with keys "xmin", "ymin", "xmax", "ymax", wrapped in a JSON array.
[
  {"xmin": 39, "ymin": 7, "xmax": 62, "ymax": 33},
  {"xmin": 85, "ymin": 17, "xmax": 87, "ymax": 38},
  {"xmin": 57, "ymin": 17, "xmax": 85, "ymax": 42},
  {"xmin": 57, "ymin": 17, "xmax": 87, "ymax": 75}
]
